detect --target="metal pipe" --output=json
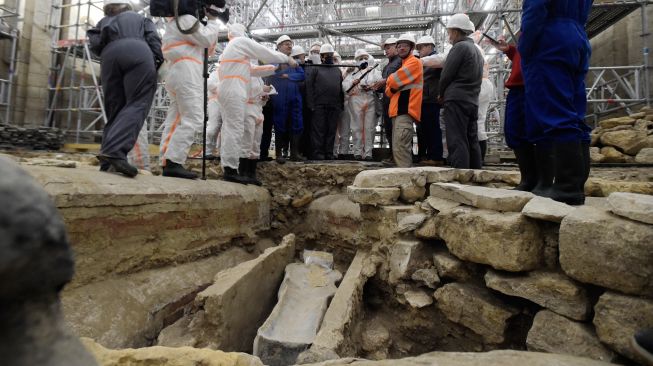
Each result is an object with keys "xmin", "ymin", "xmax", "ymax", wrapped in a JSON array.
[
  {"xmin": 641, "ymin": 1, "xmax": 651, "ymax": 106},
  {"xmin": 246, "ymin": 0, "xmax": 269, "ymax": 30},
  {"xmin": 322, "ymin": 26, "xmax": 380, "ymax": 47}
]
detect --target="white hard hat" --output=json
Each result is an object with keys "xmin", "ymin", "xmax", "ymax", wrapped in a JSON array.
[
  {"xmin": 354, "ymin": 49, "xmax": 370, "ymax": 59},
  {"xmin": 396, "ymin": 33, "xmax": 416, "ymax": 45},
  {"xmin": 416, "ymin": 35, "xmax": 436, "ymax": 46},
  {"xmin": 290, "ymin": 45, "xmax": 305, "ymax": 57},
  {"xmin": 276, "ymin": 35, "xmax": 292, "ymax": 46},
  {"xmin": 382, "ymin": 37, "xmax": 398, "ymax": 47},
  {"xmin": 319, "ymin": 44, "xmax": 335, "ymax": 54},
  {"xmin": 311, "ymin": 41, "xmax": 323, "ymax": 48},
  {"xmin": 228, "ymin": 23, "xmax": 247, "ymax": 38},
  {"xmin": 446, "ymin": 13, "xmax": 475, "ymax": 34},
  {"xmin": 104, "ymin": 0, "xmax": 131, "ymax": 6}
]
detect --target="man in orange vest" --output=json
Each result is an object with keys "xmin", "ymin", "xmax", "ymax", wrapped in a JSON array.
[{"xmin": 385, "ymin": 34, "xmax": 423, "ymax": 167}]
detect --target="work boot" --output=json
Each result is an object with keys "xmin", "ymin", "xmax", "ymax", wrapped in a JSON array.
[
  {"xmin": 246, "ymin": 159, "xmax": 262, "ymax": 186},
  {"xmin": 98, "ymin": 155, "xmax": 138, "ymax": 178},
  {"xmin": 275, "ymin": 146, "xmax": 286, "ymax": 164},
  {"xmin": 633, "ymin": 328, "xmax": 653, "ymax": 366},
  {"xmin": 513, "ymin": 145, "xmax": 537, "ymax": 191},
  {"xmin": 162, "ymin": 160, "xmax": 197, "ymax": 179},
  {"xmin": 531, "ymin": 145, "xmax": 554, "ymax": 196},
  {"xmin": 289, "ymin": 134, "xmax": 306, "ymax": 162},
  {"xmin": 223, "ymin": 166, "xmax": 249, "ymax": 185},
  {"xmin": 544, "ymin": 141, "xmax": 586, "ymax": 206},
  {"xmin": 580, "ymin": 141, "xmax": 590, "ymax": 194}
]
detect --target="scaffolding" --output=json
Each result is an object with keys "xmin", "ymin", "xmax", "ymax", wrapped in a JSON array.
[
  {"xmin": 42, "ymin": 0, "xmax": 651, "ymax": 146},
  {"xmin": 0, "ymin": 2, "xmax": 20, "ymax": 124}
]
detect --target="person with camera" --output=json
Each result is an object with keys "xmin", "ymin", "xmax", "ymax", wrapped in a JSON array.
[
  {"xmin": 218, "ymin": 24, "xmax": 297, "ymax": 184},
  {"xmin": 158, "ymin": 1, "xmax": 224, "ymax": 179},
  {"xmin": 87, "ymin": 0, "xmax": 163, "ymax": 177}
]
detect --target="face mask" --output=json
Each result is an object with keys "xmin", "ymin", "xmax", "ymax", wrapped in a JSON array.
[
  {"xmin": 309, "ymin": 54, "xmax": 321, "ymax": 64},
  {"xmin": 323, "ymin": 56, "xmax": 334, "ymax": 64},
  {"xmin": 357, "ymin": 60, "xmax": 369, "ymax": 69}
]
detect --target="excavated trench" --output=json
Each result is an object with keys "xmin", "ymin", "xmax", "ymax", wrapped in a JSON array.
[{"xmin": 5, "ymin": 149, "xmax": 652, "ymax": 365}]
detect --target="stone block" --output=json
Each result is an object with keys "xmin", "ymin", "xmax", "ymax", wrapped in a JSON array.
[
  {"xmin": 472, "ymin": 170, "xmax": 521, "ymax": 185},
  {"xmin": 589, "ymin": 147, "xmax": 605, "ymax": 163},
  {"xmin": 415, "ymin": 167, "xmax": 458, "ymax": 183},
  {"xmin": 347, "ymin": 186, "xmax": 400, "ymax": 206},
  {"xmin": 253, "ymin": 263, "xmax": 342, "ymax": 366},
  {"xmin": 404, "ymin": 289, "xmax": 434, "ymax": 308},
  {"xmin": 585, "ymin": 178, "xmax": 653, "ymax": 196},
  {"xmin": 411, "ymin": 268, "xmax": 441, "ymax": 289},
  {"xmin": 436, "ymin": 207, "xmax": 544, "ymax": 272},
  {"xmin": 599, "ymin": 116, "xmax": 635, "ymax": 129},
  {"xmin": 607, "ymin": 192, "xmax": 653, "ymax": 224},
  {"xmin": 593, "ymin": 292, "xmax": 653, "ymax": 362},
  {"xmin": 521, "ymin": 196, "xmax": 575, "ymax": 223},
  {"xmin": 400, "ymin": 183, "xmax": 427, "ymax": 203},
  {"xmin": 485, "ymin": 270, "xmax": 590, "ymax": 321},
  {"xmin": 599, "ymin": 146, "xmax": 626, "ymax": 163},
  {"xmin": 396, "ymin": 213, "xmax": 428, "ymax": 233},
  {"xmin": 527, "ymin": 310, "xmax": 616, "ymax": 362},
  {"xmin": 352, "ymin": 168, "xmax": 426, "ymax": 188},
  {"xmin": 433, "ymin": 283, "xmax": 520, "ymax": 344},
  {"xmin": 600, "ymin": 129, "xmax": 648, "ymax": 155},
  {"xmin": 305, "ymin": 195, "xmax": 361, "ymax": 245},
  {"xmin": 559, "ymin": 206, "xmax": 653, "ymax": 296},
  {"xmin": 389, "ymin": 239, "xmax": 430, "ymax": 284},
  {"xmin": 433, "ymin": 251, "xmax": 477, "ymax": 282},
  {"xmin": 414, "ymin": 216, "xmax": 439, "ymax": 239},
  {"xmin": 430, "ymin": 183, "xmax": 534, "ymax": 212},
  {"xmin": 635, "ymin": 147, "xmax": 653, "ymax": 164},
  {"xmin": 425, "ymin": 196, "xmax": 462, "ymax": 212}
]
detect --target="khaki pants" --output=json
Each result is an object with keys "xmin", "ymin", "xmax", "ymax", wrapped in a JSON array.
[{"xmin": 392, "ymin": 114, "xmax": 415, "ymax": 167}]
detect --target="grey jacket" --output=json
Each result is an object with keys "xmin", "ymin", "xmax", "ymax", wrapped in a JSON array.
[
  {"xmin": 439, "ymin": 37, "xmax": 484, "ymax": 106},
  {"xmin": 305, "ymin": 65, "xmax": 344, "ymax": 109}
]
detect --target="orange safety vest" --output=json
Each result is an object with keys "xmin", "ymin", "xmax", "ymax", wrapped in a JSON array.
[{"xmin": 385, "ymin": 54, "xmax": 423, "ymax": 122}]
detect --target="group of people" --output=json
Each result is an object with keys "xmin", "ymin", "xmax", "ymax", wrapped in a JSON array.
[{"xmin": 88, "ymin": 0, "xmax": 593, "ymax": 205}]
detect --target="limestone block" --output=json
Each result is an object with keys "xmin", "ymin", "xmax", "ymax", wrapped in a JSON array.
[
  {"xmin": 559, "ymin": 206, "xmax": 653, "ymax": 296},
  {"xmin": 389, "ymin": 239, "xmax": 430, "ymax": 284},
  {"xmin": 253, "ymin": 263, "xmax": 342, "ymax": 366},
  {"xmin": 599, "ymin": 116, "xmax": 635, "ymax": 129},
  {"xmin": 436, "ymin": 207, "xmax": 544, "ymax": 272},
  {"xmin": 352, "ymin": 168, "xmax": 427, "ymax": 188},
  {"xmin": 593, "ymin": 292, "xmax": 653, "ymax": 362},
  {"xmin": 521, "ymin": 196, "xmax": 575, "ymax": 223},
  {"xmin": 299, "ymin": 350, "xmax": 616, "ymax": 366},
  {"xmin": 635, "ymin": 147, "xmax": 653, "ymax": 164},
  {"xmin": 599, "ymin": 146, "xmax": 626, "ymax": 163},
  {"xmin": 585, "ymin": 178, "xmax": 653, "ymax": 196},
  {"xmin": 590, "ymin": 133, "xmax": 600, "ymax": 147},
  {"xmin": 589, "ymin": 147, "xmax": 605, "ymax": 163},
  {"xmin": 485, "ymin": 270, "xmax": 590, "ymax": 321},
  {"xmin": 607, "ymin": 192, "xmax": 653, "ymax": 224},
  {"xmin": 415, "ymin": 167, "xmax": 458, "ymax": 183},
  {"xmin": 472, "ymin": 170, "xmax": 521, "ymax": 185},
  {"xmin": 396, "ymin": 213, "xmax": 428, "ymax": 233},
  {"xmin": 600, "ymin": 129, "xmax": 648, "ymax": 155},
  {"xmin": 455, "ymin": 169, "xmax": 476, "ymax": 183},
  {"xmin": 426, "ymin": 196, "xmax": 462, "ymax": 212},
  {"xmin": 411, "ymin": 268, "xmax": 441, "ymax": 289},
  {"xmin": 305, "ymin": 195, "xmax": 361, "ymax": 243},
  {"xmin": 433, "ymin": 283, "xmax": 520, "ymax": 344},
  {"xmin": 430, "ymin": 183, "xmax": 534, "ymax": 212},
  {"xmin": 347, "ymin": 186, "xmax": 400, "ymax": 206},
  {"xmin": 526, "ymin": 310, "xmax": 616, "ymax": 362},
  {"xmin": 82, "ymin": 338, "xmax": 264, "ymax": 366},
  {"xmin": 292, "ymin": 192, "xmax": 314, "ymax": 208},
  {"xmin": 414, "ymin": 216, "xmax": 439, "ymax": 239},
  {"xmin": 361, "ymin": 322, "xmax": 391, "ymax": 355},
  {"xmin": 433, "ymin": 251, "xmax": 477, "ymax": 282},
  {"xmin": 404, "ymin": 289, "xmax": 434, "ymax": 308},
  {"xmin": 634, "ymin": 119, "xmax": 653, "ymax": 131},
  {"xmin": 400, "ymin": 183, "xmax": 427, "ymax": 203},
  {"xmin": 192, "ymin": 235, "xmax": 296, "ymax": 351}
]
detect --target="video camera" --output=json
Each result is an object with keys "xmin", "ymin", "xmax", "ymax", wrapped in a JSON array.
[{"xmin": 150, "ymin": 0, "xmax": 229, "ymax": 31}]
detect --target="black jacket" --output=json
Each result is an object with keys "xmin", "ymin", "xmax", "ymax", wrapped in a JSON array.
[
  {"xmin": 305, "ymin": 65, "xmax": 344, "ymax": 109},
  {"xmin": 422, "ymin": 50, "xmax": 442, "ymax": 104},
  {"xmin": 378, "ymin": 55, "xmax": 403, "ymax": 104},
  {"xmin": 87, "ymin": 11, "xmax": 163, "ymax": 69},
  {"xmin": 439, "ymin": 37, "xmax": 484, "ymax": 106}
]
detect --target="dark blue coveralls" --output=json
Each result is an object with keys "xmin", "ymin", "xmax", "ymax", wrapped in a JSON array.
[
  {"xmin": 519, "ymin": 0, "xmax": 593, "ymax": 146},
  {"xmin": 269, "ymin": 65, "xmax": 305, "ymax": 146},
  {"xmin": 88, "ymin": 11, "xmax": 163, "ymax": 164}
]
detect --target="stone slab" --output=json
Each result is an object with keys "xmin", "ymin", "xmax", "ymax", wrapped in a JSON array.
[
  {"xmin": 430, "ymin": 183, "xmax": 534, "ymax": 212},
  {"xmin": 433, "ymin": 283, "xmax": 520, "ymax": 344},
  {"xmin": 426, "ymin": 196, "xmax": 462, "ymax": 212},
  {"xmin": 593, "ymin": 291, "xmax": 653, "ymax": 363},
  {"xmin": 485, "ymin": 270, "xmax": 590, "ymax": 321},
  {"xmin": 24, "ymin": 165, "xmax": 271, "ymax": 288},
  {"xmin": 521, "ymin": 197, "xmax": 575, "ymax": 223},
  {"xmin": 559, "ymin": 206, "xmax": 653, "ymax": 297},
  {"xmin": 352, "ymin": 168, "xmax": 427, "ymax": 188},
  {"xmin": 607, "ymin": 192, "xmax": 653, "ymax": 224},
  {"xmin": 472, "ymin": 170, "xmax": 521, "ymax": 185},
  {"xmin": 389, "ymin": 239, "xmax": 430, "ymax": 284},
  {"xmin": 436, "ymin": 207, "xmax": 544, "ymax": 272},
  {"xmin": 254, "ymin": 263, "xmax": 342, "ymax": 366},
  {"xmin": 433, "ymin": 251, "xmax": 477, "ymax": 282},
  {"xmin": 347, "ymin": 186, "xmax": 401, "ymax": 206},
  {"xmin": 305, "ymin": 195, "xmax": 362, "ymax": 250},
  {"xmin": 396, "ymin": 213, "xmax": 428, "ymax": 233}
]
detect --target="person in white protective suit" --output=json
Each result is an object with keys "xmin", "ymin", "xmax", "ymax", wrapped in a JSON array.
[
  {"xmin": 334, "ymin": 56, "xmax": 356, "ymax": 158},
  {"xmin": 127, "ymin": 123, "xmax": 150, "ymax": 170},
  {"xmin": 342, "ymin": 49, "xmax": 382, "ymax": 161},
  {"xmin": 471, "ymin": 30, "xmax": 495, "ymax": 163},
  {"xmin": 218, "ymin": 23, "xmax": 296, "ymax": 184},
  {"xmin": 205, "ymin": 63, "xmax": 223, "ymax": 159},
  {"xmin": 159, "ymin": 12, "xmax": 220, "ymax": 179},
  {"xmin": 240, "ymin": 60, "xmax": 276, "ymax": 186}
]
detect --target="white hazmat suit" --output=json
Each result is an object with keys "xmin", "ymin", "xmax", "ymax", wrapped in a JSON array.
[
  {"xmin": 159, "ymin": 15, "xmax": 220, "ymax": 167},
  {"xmin": 205, "ymin": 67, "xmax": 223, "ymax": 156},
  {"xmin": 218, "ymin": 24, "xmax": 292, "ymax": 171},
  {"xmin": 475, "ymin": 43, "xmax": 494, "ymax": 142},
  {"xmin": 127, "ymin": 123, "xmax": 150, "ymax": 170},
  {"xmin": 241, "ymin": 63, "xmax": 276, "ymax": 159},
  {"xmin": 342, "ymin": 51, "xmax": 382, "ymax": 159}
]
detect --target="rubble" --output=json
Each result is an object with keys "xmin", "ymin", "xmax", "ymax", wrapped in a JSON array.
[
  {"xmin": 590, "ymin": 109, "xmax": 653, "ymax": 163},
  {"xmin": 429, "ymin": 183, "xmax": 534, "ymax": 212},
  {"xmin": 607, "ymin": 191, "xmax": 653, "ymax": 224},
  {"xmin": 0, "ymin": 124, "xmax": 64, "ymax": 150}
]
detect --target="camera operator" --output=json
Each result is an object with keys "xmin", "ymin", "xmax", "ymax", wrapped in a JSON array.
[
  {"xmin": 158, "ymin": 1, "xmax": 223, "ymax": 179},
  {"xmin": 87, "ymin": 0, "xmax": 163, "ymax": 177}
]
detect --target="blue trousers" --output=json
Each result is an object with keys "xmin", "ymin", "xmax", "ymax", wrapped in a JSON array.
[
  {"xmin": 417, "ymin": 103, "xmax": 443, "ymax": 160},
  {"xmin": 504, "ymin": 87, "xmax": 527, "ymax": 149},
  {"xmin": 521, "ymin": 19, "xmax": 591, "ymax": 146},
  {"xmin": 271, "ymin": 93, "xmax": 303, "ymax": 136}
]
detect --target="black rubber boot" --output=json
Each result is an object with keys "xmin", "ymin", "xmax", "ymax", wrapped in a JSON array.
[
  {"xmin": 99, "ymin": 156, "xmax": 138, "ymax": 178},
  {"xmin": 289, "ymin": 134, "xmax": 306, "ymax": 162},
  {"xmin": 247, "ymin": 159, "xmax": 262, "ymax": 186},
  {"xmin": 162, "ymin": 160, "xmax": 197, "ymax": 179},
  {"xmin": 238, "ymin": 158, "xmax": 256, "ymax": 185},
  {"xmin": 531, "ymin": 145, "xmax": 554, "ymax": 197},
  {"xmin": 632, "ymin": 328, "xmax": 653, "ymax": 366},
  {"xmin": 513, "ymin": 145, "xmax": 537, "ymax": 191},
  {"xmin": 545, "ymin": 141, "xmax": 586, "ymax": 206},
  {"xmin": 223, "ymin": 166, "xmax": 249, "ymax": 185},
  {"xmin": 580, "ymin": 141, "xmax": 590, "ymax": 194}
]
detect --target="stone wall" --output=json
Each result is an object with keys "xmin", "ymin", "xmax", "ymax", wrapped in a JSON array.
[{"xmin": 343, "ymin": 167, "xmax": 653, "ymax": 364}]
